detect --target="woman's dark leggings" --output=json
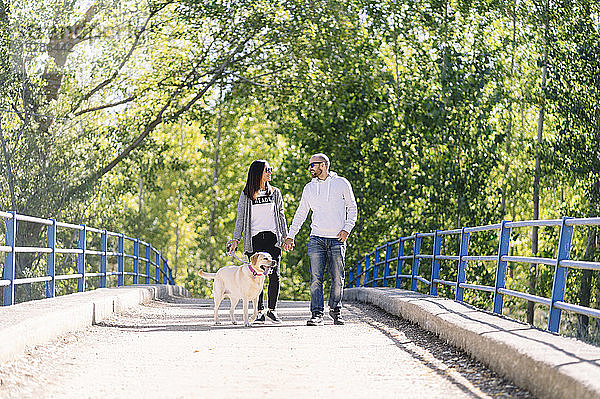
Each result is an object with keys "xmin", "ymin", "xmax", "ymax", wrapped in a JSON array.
[{"xmin": 246, "ymin": 231, "xmax": 281, "ymax": 311}]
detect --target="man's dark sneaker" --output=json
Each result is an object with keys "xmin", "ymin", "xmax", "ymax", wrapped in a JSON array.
[
  {"xmin": 329, "ymin": 310, "xmax": 345, "ymax": 325},
  {"xmin": 306, "ymin": 313, "xmax": 324, "ymax": 326},
  {"xmin": 255, "ymin": 312, "xmax": 266, "ymax": 323},
  {"xmin": 266, "ymin": 310, "xmax": 282, "ymax": 324}
]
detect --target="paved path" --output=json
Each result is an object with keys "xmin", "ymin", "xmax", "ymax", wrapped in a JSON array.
[{"xmin": 0, "ymin": 297, "xmax": 533, "ymax": 398}]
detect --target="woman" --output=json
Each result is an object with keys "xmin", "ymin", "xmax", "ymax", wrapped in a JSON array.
[{"xmin": 229, "ymin": 160, "xmax": 288, "ymax": 323}]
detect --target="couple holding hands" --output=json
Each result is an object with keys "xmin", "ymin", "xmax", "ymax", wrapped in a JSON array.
[{"xmin": 227, "ymin": 153, "xmax": 358, "ymax": 326}]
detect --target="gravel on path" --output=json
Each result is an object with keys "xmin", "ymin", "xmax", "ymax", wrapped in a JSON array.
[{"xmin": 0, "ymin": 296, "xmax": 534, "ymax": 399}]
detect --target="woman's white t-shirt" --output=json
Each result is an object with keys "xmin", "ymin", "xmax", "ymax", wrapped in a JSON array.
[{"xmin": 251, "ymin": 190, "xmax": 277, "ymax": 237}]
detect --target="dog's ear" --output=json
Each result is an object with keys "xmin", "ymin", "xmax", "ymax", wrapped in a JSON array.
[{"xmin": 249, "ymin": 253, "xmax": 260, "ymax": 266}]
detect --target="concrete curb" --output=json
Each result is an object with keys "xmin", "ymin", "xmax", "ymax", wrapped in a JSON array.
[
  {"xmin": 0, "ymin": 284, "xmax": 190, "ymax": 363},
  {"xmin": 345, "ymin": 287, "xmax": 600, "ymax": 399}
]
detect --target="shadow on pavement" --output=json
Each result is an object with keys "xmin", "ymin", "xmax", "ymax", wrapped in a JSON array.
[
  {"xmin": 345, "ymin": 302, "xmax": 534, "ymax": 399},
  {"xmin": 95, "ymin": 298, "xmax": 317, "ymax": 332}
]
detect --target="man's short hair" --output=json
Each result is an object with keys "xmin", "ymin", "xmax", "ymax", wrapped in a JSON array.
[{"xmin": 310, "ymin": 153, "xmax": 330, "ymax": 169}]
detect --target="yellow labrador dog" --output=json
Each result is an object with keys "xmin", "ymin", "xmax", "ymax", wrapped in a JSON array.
[{"xmin": 199, "ymin": 252, "xmax": 276, "ymax": 327}]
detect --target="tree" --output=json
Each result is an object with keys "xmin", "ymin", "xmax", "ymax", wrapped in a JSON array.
[
  {"xmin": 547, "ymin": 0, "xmax": 600, "ymax": 337},
  {"xmin": 0, "ymin": 0, "xmax": 306, "ymax": 296}
]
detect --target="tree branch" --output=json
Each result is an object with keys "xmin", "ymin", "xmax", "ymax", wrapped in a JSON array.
[
  {"xmin": 73, "ymin": 96, "xmax": 136, "ymax": 116},
  {"xmin": 231, "ymin": 67, "xmax": 290, "ymax": 88},
  {"xmin": 65, "ymin": 29, "xmax": 254, "ymax": 200},
  {"xmin": 69, "ymin": 2, "xmax": 172, "ymax": 115},
  {"xmin": 65, "ymin": 68, "xmax": 201, "ymax": 199},
  {"xmin": 231, "ymin": 73, "xmax": 272, "ymax": 88}
]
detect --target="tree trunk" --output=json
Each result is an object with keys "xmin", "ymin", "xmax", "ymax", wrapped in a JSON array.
[
  {"xmin": 528, "ymin": 22, "xmax": 549, "ymax": 325},
  {"xmin": 456, "ymin": 148, "xmax": 461, "ymax": 231},
  {"xmin": 208, "ymin": 104, "xmax": 222, "ymax": 271},
  {"xmin": 577, "ymin": 227, "xmax": 596, "ymax": 339},
  {"xmin": 173, "ymin": 121, "xmax": 184, "ymax": 279},
  {"xmin": 39, "ymin": 4, "xmax": 97, "ymax": 133},
  {"xmin": 138, "ymin": 171, "xmax": 143, "ymax": 215},
  {"xmin": 501, "ymin": 0, "xmax": 517, "ymax": 217},
  {"xmin": 174, "ymin": 192, "xmax": 182, "ymax": 279}
]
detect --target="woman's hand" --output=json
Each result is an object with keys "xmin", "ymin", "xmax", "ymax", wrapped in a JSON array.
[
  {"xmin": 227, "ymin": 239, "xmax": 239, "ymax": 256},
  {"xmin": 283, "ymin": 237, "xmax": 295, "ymax": 252}
]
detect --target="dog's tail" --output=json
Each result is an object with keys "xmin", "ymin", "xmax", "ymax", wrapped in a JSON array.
[{"xmin": 198, "ymin": 270, "xmax": 216, "ymax": 280}]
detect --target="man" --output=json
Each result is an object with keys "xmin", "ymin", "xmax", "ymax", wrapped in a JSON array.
[{"xmin": 283, "ymin": 153, "xmax": 358, "ymax": 326}]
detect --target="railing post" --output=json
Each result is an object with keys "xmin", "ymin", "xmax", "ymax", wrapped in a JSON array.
[
  {"xmin": 100, "ymin": 230, "xmax": 107, "ymax": 288},
  {"xmin": 372, "ymin": 249, "xmax": 380, "ymax": 287},
  {"xmin": 3, "ymin": 212, "xmax": 17, "ymax": 306},
  {"xmin": 548, "ymin": 217, "xmax": 574, "ymax": 333},
  {"xmin": 411, "ymin": 234, "xmax": 421, "ymax": 292},
  {"xmin": 429, "ymin": 231, "xmax": 442, "ymax": 296},
  {"xmin": 395, "ymin": 239, "xmax": 405, "ymax": 288},
  {"xmin": 118, "ymin": 234, "xmax": 125, "ymax": 286},
  {"xmin": 364, "ymin": 254, "xmax": 370, "ymax": 287},
  {"xmin": 46, "ymin": 219, "xmax": 56, "ymax": 299},
  {"xmin": 145, "ymin": 245, "xmax": 151, "ymax": 284},
  {"xmin": 383, "ymin": 243, "xmax": 391, "ymax": 287},
  {"xmin": 493, "ymin": 221, "xmax": 511, "ymax": 314},
  {"xmin": 163, "ymin": 258, "xmax": 168, "ymax": 284},
  {"xmin": 355, "ymin": 260, "xmax": 361, "ymax": 287},
  {"xmin": 155, "ymin": 250, "xmax": 161, "ymax": 283},
  {"xmin": 455, "ymin": 228, "xmax": 470, "ymax": 302},
  {"xmin": 77, "ymin": 225, "xmax": 86, "ymax": 292},
  {"xmin": 133, "ymin": 239, "xmax": 139, "ymax": 285}
]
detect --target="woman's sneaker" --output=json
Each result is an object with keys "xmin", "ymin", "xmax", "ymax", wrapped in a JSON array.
[
  {"xmin": 255, "ymin": 312, "xmax": 266, "ymax": 323},
  {"xmin": 266, "ymin": 310, "xmax": 282, "ymax": 323},
  {"xmin": 329, "ymin": 310, "xmax": 345, "ymax": 325}
]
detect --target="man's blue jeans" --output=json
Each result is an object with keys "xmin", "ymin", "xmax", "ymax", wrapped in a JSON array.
[{"xmin": 307, "ymin": 236, "xmax": 346, "ymax": 315}]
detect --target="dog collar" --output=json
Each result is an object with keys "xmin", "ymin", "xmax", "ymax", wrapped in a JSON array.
[{"xmin": 248, "ymin": 264, "xmax": 263, "ymax": 278}]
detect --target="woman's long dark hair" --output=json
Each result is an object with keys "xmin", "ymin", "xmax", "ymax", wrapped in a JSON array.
[{"xmin": 243, "ymin": 160, "xmax": 272, "ymax": 199}]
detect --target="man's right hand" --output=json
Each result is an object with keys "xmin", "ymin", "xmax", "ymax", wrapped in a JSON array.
[{"xmin": 283, "ymin": 237, "xmax": 295, "ymax": 252}]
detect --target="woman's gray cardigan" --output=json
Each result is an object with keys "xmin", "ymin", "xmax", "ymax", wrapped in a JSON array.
[{"xmin": 232, "ymin": 187, "xmax": 288, "ymax": 254}]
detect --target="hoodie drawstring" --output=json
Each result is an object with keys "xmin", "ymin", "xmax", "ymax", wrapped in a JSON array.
[{"xmin": 314, "ymin": 171, "xmax": 337, "ymax": 201}]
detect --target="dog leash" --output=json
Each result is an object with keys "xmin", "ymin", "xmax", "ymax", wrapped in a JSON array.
[
  {"xmin": 232, "ymin": 252, "xmax": 249, "ymax": 264},
  {"xmin": 225, "ymin": 248, "xmax": 263, "ymax": 278},
  {"xmin": 226, "ymin": 238, "xmax": 271, "ymax": 278},
  {"xmin": 226, "ymin": 239, "xmax": 248, "ymax": 264}
]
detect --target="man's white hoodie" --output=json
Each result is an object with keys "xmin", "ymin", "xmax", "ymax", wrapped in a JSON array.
[{"xmin": 288, "ymin": 171, "xmax": 358, "ymax": 239}]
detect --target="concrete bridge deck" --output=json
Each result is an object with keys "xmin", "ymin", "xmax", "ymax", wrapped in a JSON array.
[
  {"xmin": 0, "ymin": 285, "xmax": 598, "ymax": 398},
  {"xmin": 346, "ymin": 287, "xmax": 600, "ymax": 399}
]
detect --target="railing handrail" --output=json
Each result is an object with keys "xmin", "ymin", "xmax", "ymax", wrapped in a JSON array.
[
  {"xmin": 347, "ymin": 216, "xmax": 600, "ymax": 334},
  {"xmin": 0, "ymin": 211, "xmax": 174, "ymax": 306}
]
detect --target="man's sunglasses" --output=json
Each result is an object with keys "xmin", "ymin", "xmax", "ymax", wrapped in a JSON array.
[{"xmin": 308, "ymin": 161, "xmax": 324, "ymax": 169}]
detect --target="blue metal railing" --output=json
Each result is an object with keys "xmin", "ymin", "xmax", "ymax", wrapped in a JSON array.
[
  {"xmin": 348, "ymin": 216, "xmax": 600, "ymax": 333},
  {"xmin": 0, "ymin": 211, "xmax": 175, "ymax": 306}
]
